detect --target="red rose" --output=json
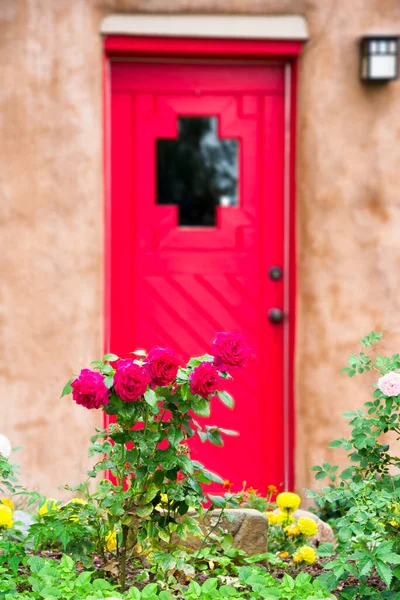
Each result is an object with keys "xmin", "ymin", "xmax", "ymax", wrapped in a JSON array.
[
  {"xmin": 212, "ymin": 332, "xmax": 250, "ymax": 370},
  {"xmin": 145, "ymin": 346, "xmax": 179, "ymax": 386},
  {"xmin": 71, "ymin": 369, "xmax": 109, "ymax": 410},
  {"xmin": 189, "ymin": 361, "xmax": 221, "ymax": 399},
  {"xmin": 114, "ymin": 359, "xmax": 150, "ymax": 403}
]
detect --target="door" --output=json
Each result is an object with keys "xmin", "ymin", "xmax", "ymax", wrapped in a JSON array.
[{"xmin": 109, "ymin": 60, "xmax": 286, "ymax": 492}]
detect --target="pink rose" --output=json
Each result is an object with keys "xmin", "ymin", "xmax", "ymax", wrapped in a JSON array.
[
  {"xmin": 212, "ymin": 332, "xmax": 250, "ymax": 370},
  {"xmin": 189, "ymin": 362, "xmax": 221, "ymax": 398},
  {"xmin": 145, "ymin": 347, "xmax": 179, "ymax": 386},
  {"xmin": 114, "ymin": 359, "xmax": 150, "ymax": 402},
  {"xmin": 71, "ymin": 369, "xmax": 109, "ymax": 410},
  {"xmin": 377, "ymin": 371, "xmax": 400, "ymax": 397}
]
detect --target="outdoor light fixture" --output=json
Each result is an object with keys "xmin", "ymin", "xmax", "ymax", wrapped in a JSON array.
[{"xmin": 360, "ymin": 35, "xmax": 399, "ymax": 82}]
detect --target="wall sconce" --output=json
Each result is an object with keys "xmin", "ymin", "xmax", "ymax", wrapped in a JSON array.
[{"xmin": 360, "ymin": 35, "xmax": 399, "ymax": 82}]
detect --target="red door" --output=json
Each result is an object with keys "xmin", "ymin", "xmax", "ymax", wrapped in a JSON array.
[{"xmin": 109, "ymin": 60, "xmax": 286, "ymax": 492}]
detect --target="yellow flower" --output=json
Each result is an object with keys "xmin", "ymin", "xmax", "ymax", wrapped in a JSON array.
[
  {"xmin": 297, "ymin": 517, "xmax": 318, "ymax": 537},
  {"xmin": 389, "ymin": 504, "xmax": 399, "ymax": 528},
  {"xmin": 266, "ymin": 511, "xmax": 279, "ymax": 525},
  {"xmin": 275, "ymin": 512, "xmax": 294, "ymax": 526},
  {"xmin": 0, "ymin": 505, "xmax": 13, "ymax": 528},
  {"xmin": 293, "ymin": 545, "xmax": 317, "ymax": 565},
  {"xmin": 276, "ymin": 492, "xmax": 301, "ymax": 513},
  {"xmin": 285, "ymin": 524, "xmax": 301, "ymax": 537},
  {"xmin": 277, "ymin": 551, "xmax": 289, "ymax": 558},
  {"xmin": 67, "ymin": 497, "xmax": 87, "ymax": 507},
  {"xmin": 1, "ymin": 498, "xmax": 14, "ymax": 511},
  {"xmin": 64, "ymin": 497, "xmax": 87, "ymax": 522},
  {"xmin": 105, "ymin": 531, "xmax": 117, "ymax": 551},
  {"xmin": 38, "ymin": 498, "xmax": 59, "ymax": 518}
]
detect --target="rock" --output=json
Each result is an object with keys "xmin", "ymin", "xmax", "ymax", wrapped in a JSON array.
[
  {"xmin": 273, "ymin": 508, "xmax": 335, "ymax": 545},
  {"xmin": 182, "ymin": 508, "xmax": 269, "ymax": 556},
  {"xmin": 13, "ymin": 510, "xmax": 34, "ymax": 537}
]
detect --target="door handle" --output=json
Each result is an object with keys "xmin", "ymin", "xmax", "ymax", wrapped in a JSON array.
[{"xmin": 268, "ymin": 308, "xmax": 285, "ymax": 324}]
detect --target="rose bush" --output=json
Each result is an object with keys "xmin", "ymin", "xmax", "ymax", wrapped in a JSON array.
[{"xmin": 60, "ymin": 332, "xmax": 249, "ymax": 591}]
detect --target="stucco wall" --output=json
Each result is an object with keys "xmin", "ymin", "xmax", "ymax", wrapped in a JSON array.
[{"xmin": 1, "ymin": 0, "xmax": 400, "ymax": 499}]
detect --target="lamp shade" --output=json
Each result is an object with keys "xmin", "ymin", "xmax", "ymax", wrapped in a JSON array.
[{"xmin": 360, "ymin": 35, "xmax": 399, "ymax": 82}]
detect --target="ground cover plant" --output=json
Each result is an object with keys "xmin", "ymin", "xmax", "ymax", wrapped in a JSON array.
[{"xmin": 2, "ymin": 331, "xmax": 400, "ymax": 598}]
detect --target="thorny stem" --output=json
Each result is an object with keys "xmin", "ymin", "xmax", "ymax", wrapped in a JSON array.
[{"xmin": 194, "ymin": 508, "xmax": 225, "ymax": 559}]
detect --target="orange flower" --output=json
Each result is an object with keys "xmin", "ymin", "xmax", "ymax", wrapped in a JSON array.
[
  {"xmin": 267, "ymin": 485, "xmax": 278, "ymax": 495},
  {"xmin": 222, "ymin": 480, "xmax": 234, "ymax": 492},
  {"xmin": 246, "ymin": 487, "xmax": 258, "ymax": 495}
]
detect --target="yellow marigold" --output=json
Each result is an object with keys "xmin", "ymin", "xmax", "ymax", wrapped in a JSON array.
[
  {"xmin": 293, "ymin": 546, "xmax": 317, "ymax": 565},
  {"xmin": 285, "ymin": 524, "xmax": 301, "ymax": 537},
  {"xmin": 277, "ymin": 551, "xmax": 289, "ymax": 558},
  {"xmin": 266, "ymin": 511, "xmax": 279, "ymax": 525},
  {"xmin": 389, "ymin": 504, "xmax": 399, "ymax": 528},
  {"xmin": 297, "ymin": 517, "xmax": 318, "ymax": 537},
  {"xmin": 293, "ymin": 551, "xmax": 303, "ymax": 564},
  {"xmin": 65, "ymin": 497, "xmax": 87, "ymax": 522},
  {"xmin": 38, "ymin": 498, "xmax": 59, "ymax": 518},
  {"xmin": 105, "ymin": 531, "xmax": 117, "ymax": 551},
  {"xmin": 1, "ymin": 498, "xmax": 14, "ymax": 511},
  {"xmin": 67, "ymin": 497, "xmax": 87, "ymax": 507},
  {"xmin": 276, "ymin": 492, "xmax": 301, "ymax": 513},
  {"xmin": 275, "ymin": 512, "xmax": 294, "ymax": 526},
  {"xmin": 0, "ymin": 505, "xmax": 13, "ymax": 529}
]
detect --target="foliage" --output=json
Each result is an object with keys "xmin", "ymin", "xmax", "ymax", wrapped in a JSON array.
[
  {"xmin": 308, "ymin": 332, "xmax": 400, "ymax": 593},
  {"xmin": 0, "ymin": 549, "xmax": 334, "ymax": 600}
]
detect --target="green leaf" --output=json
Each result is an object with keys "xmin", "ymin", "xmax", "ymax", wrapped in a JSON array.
[
  {"xmin": 207, "ymin": 429, "xmax": 224, "ymax": 446},
  {"xmin": 340, "ymin": 467, "xmax": 354, "ymax": 480},
  {"xmin": 329, "ymin": 438, "xmax": 345, "ymax": 448},
  {"xmin": 144, "ymin": 389, "xmax": 158, "ymax": 407},
  {"xmin": 39, "ymin": 588, "xmax": 62, "ymax": 598},
  {"xmin": 167, "ymin": 428, "xmax": 183, "ymax": 447},
  {"xmin": 137, "ymin": 503, "xmax": 154, "ymax": 517},
  {"xmin": 217, "ymin": 390, "xmax": 234, "ymax": 409},
  {"xmin": 104, "ymin": 375, "xmax": 114, "ymax": 389},
  {"xmin": 144, "ymin": 483, "xmax": 159, "ymax": 503},
  {"xmin": 103, "ymin": 353, "xmax": 119, "ymax": 361},
  {"xmin": 218, "ymin": 427, "xmax": 239, "ymax": 437},
  {"xmin": 202, "ymin": 578, "xmax": 218, "ymax": 593},
  {"xmin": 191, "ymin": 396, "xmax": 210, "ymax": 417},
  {"xmin": 208, "ymin": 494, "xmax": 226, "ymax": 508},
  {"xmin": 376, "ymin": 559, "xmax": 393, "ymax": 588},
  {"xmin": 338, "ymin": 527, "xmax": 352, "ymax": 543},
  {"xmin": 60, "ymin": 379, "xmax": 73, "ymax": 398},
  {"xmin": 192, "ymin": 461, "xmax": 224, "ymax": 484},
  {"xmin": 142, "ymin": 583, "xmax": 159, "ymax": 598}
]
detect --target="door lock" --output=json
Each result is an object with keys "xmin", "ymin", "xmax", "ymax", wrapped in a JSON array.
[
  {"xmin": 268, "ymin": 308, "xmax": 285, "ymax": 324},
  {"xmin": 269, "ymin": 266, "xmax": 283, "ymax": 281}
]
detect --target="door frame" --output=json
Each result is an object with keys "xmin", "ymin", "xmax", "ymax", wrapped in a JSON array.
[{"xmin": 103, "ymin": 35, "xmax": 302, "ymax": 491}]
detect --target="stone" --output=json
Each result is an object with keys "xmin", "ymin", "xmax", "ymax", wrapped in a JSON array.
[
  {"xmin": 183, "ymin": 508, "xmax": 269, "ymax": 556},
  {"xmin": 273, "ymin": 508, "xmax": 335, "ymax": 545},
  {"xmin": 13, "ymin": 510, "xmax": 34, "ymax": 538}
]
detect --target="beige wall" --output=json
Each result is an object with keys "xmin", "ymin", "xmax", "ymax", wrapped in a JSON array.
[{"xmin": 1, "ymin": 0, "xmax": 400, "ymax": 499}]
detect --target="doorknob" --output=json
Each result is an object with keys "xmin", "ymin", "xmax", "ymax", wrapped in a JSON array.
[
  {"xmin": 268, "ymin": 308, "xmax": 285, "ymax": 324},
  {"xmin": 269, "ymin": 266, "xmax": 283, "ymax": 281}
]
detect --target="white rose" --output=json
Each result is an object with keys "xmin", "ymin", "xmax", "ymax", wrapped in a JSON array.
[
  {"xmin": 377, "ymin": 371, "xmax": 400, "ymax": 397},
  {"xmin": 0, "ymin": 434, "xmax": 11, "ymax": 459}
]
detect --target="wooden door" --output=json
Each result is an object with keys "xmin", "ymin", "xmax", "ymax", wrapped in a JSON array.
[{"xmin": 110, "ymin": 60, "xmax": 286, "ymax": 491}]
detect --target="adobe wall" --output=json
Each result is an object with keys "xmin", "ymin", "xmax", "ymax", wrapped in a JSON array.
[{"xmin": 1, "ymin": 0, "xmax": 400, "ymax": 499}]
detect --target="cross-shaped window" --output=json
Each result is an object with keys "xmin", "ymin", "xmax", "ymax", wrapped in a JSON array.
[{"xmin": 157, "ymin": 117, "xmax": 238, "ymax": 227}]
